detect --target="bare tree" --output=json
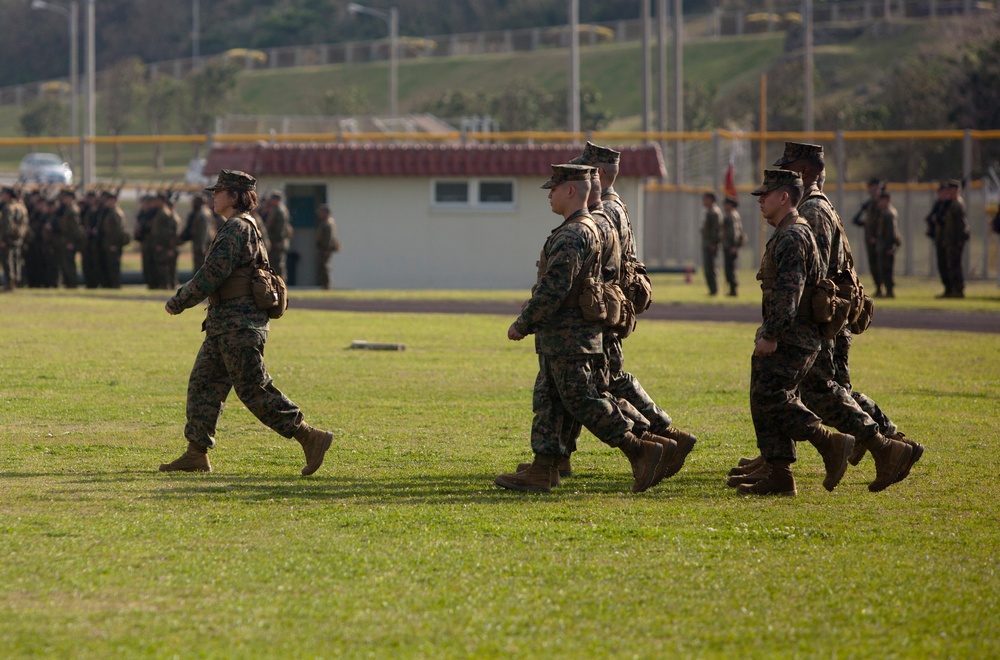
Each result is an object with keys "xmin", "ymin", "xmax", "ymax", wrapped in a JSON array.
[{"xmin": 100, "ymin": 57, "xmax": 148, "ymax": 172}]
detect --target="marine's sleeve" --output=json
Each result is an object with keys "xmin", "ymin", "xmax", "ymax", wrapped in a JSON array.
[
  {"xmin": 514, "ymin": 229, "xmax": 583, "ymax": 335},
  {"xmin": 759, "ymin": 230, "xmax": 808, "ymax": 342},
  {"xmin": 166, "ymin": 221, "xmax": 245, "ymax": 313}
]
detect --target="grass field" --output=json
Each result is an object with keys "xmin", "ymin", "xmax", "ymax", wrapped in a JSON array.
[{"xmin": 1, "ymin": 290, "xmax": 998, "ymax": 657}]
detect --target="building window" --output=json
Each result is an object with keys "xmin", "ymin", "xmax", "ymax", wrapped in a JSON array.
[
  {"xmin": 434, "ymin": 181, "xmax": 469, "ymax": 204},
  {"xmin": 479, "ymin": 181, "xmax": 514, "ymax": 204},
  {"xmin": 432, "ymin": 179, "xmax": 516, "ymax": 211}
]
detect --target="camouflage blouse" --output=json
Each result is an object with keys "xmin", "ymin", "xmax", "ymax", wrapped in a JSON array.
[
  {"xmin": 514, "ymin": 210, "xmax": 603, "ymax": 356},
  {"xmin": 166, "ymin": 213, "xmax": 269, "ymax": 337},
  {"xmin": 756, "ymin": 210, "xmax": 822, "ymax": 351}
]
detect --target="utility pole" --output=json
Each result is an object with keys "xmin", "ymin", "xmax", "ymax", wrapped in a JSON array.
[
  {"xmin": 673, "ymin": 0, "xmax": 683, "ymax": 185},
  {"xmin": 569, "ymin": 0, "xmax": 580, "ymax": 133},
  {"xmin": 804, "ymin": 0, "xmax": 814, "ymax": 133},
  {"xmin": 84, "ymin": 0, "xmax": 95, "ymax": 185},
  {"xmin": 641, "ymin": 0, "xmax": 651, "ymax": 134}
]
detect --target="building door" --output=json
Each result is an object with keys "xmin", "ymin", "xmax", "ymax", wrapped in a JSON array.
[{"xmin": 285, "ymin": 184, "xmax": 328, "ymax": 287}]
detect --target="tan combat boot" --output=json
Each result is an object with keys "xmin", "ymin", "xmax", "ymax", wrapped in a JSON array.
[
  {"xmin": 808, "ymin": 426, "xmax": 855, "ymax": 492},
  {"xmin": 847, "ymin": 442, "xmax": 867, "ymax": 466},
  {"xmin": 293, "ymin": 423, "xmax": 333, "ymax": 476},
  {"xmin": 159, "ymin": 442, "xmax": 211, "ymax": 473},
  {"xmin": 729, "ymin": 454, "xmax": 764, "ymax": 476},
  {"xmin": 640, "ymin": 432, "xmax": 677, "ymax": 488},
  {"xmin": 516, "ymin": 458, "xmax": 561, "ymax": 487},
  {"xmin": 617, "ymin": 432, "xmax": 665, "ymax": 494},
  {"xmin": 726, "ymin": 461, "xmax": 770, "ymax": 488},
  {"xmin": 893, "ymin": 434, "xmax": 924, "ymax": 483},
  {"xmin": 496, "ymin": 454, "xmax": 559, "ymax": 493},
  {"xmin": 736, "ymin": 461, "xmax": 796, "ymax": 496},
  {"xmin": 658, "ymin": 426, "xmax": 697, "ymax": 479},
  {"xmin": 867, "ymin": 435, "xmax": 913, "ymax": 492},
  {"xmin": 517, "ymin": 455, "xmax": 570, "ymax": 482}
]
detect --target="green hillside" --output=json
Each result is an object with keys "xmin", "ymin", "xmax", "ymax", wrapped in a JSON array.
[{"xmin": 0, "ymin": 17, "xmax": 980, "ymax": 181}]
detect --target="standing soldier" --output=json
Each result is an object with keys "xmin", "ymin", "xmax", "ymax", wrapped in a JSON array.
[
  {"xmin": 165, "ymin": 195, "xmax": 182, "ymax": 288},
  {"xmin": 0, "ymin": 186, "xmax": 29, "ymax": 292},
  {"xmin": 97, "ymin": 190, "xmax": 129, "ymax": 288},
  {"xmin": 495, "ymin": 164, "xmax": 668, "ymax": 494},
  {"xmin": 720, "ymin": 196, "xmax": 745, "ymax": 297},
  {"xmin": 314, "ymin": 204, "xmax": 338, "ymax": 289},
  {"xmin": 134, "ymin": 193, "xmax": 157, "ymax": 288},
  {"xmin": 925, "ymin": 183, "xmax": 951, "ymax": 296},
  {"xmin": 853, "ymin": 178, "xmax": 885, "ymax": 296},
  {"xmin": 183, "ymin": 194, "xmax": 216, "ymax": 274},
  {"xmin": 148, "ymin": 193, "xmax": 178, "ymax": 289},
  {"xmin": 52, "ymin": 189, "xmax": 83, "ymax": 288},
  {"xmin": 700, "ymin": 191, "xmax": 722, "ymax": 296},
  {"xmin": 874, "ymin": 191, "xmax": 902, "ymax": 298},
  {"xmin": 263, "ymin": 191, "xmax": 292, "ymax": 280},
  {"xmin": 80, "ymin": 190, "xmax": 102, "ymax": 288},
  {"xmin": 938, "ymin": 179, "xmax": 970, "ymax": 298}
]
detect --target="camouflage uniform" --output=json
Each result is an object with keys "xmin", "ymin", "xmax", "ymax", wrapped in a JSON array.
[
  {"xmin": 772, "ymin": 144, "xmax": 899, "ymax": 441},
  {"xmin": 938, "ymin": 184, "xmax": 969, "ymax": 297},
  {"xmin": 0, "ymin": 192, "xmax": 29, "ymax": 289},
  {"xmin": 751, "ymin": 186, "xmax": 823, "ymax": 463},
  {"xmin": 97, "ymin": 195, "xmax": 129, "ymax": 288},
  {"xmin": 315, "ymin": 206, "xmax": 338, "ymax": 289},
  {"xmin": 264, "ymin": 198, "xmax": 292, "ymax": 280},
  {"xmin": 52, "ymin": 195, "xmax": 83, "ymax": 288},
  {"xmin": 701, "ymin": 197, "xmax": 722, "ymax": 295},
  {"xmin": 166, "ymin": 212, "xmax": 303, "ymax": 450},
  {"xmin": 600, "ymin": 189, "xmax": 673, "ymax": 435},
  {"xmin": 874, "ymin": 200, "xmax": 902, "ymax": 296},
  {"xmin": 721, "ymin": 200, "xmax": 744, "ymax": 296},
  {"xmin": 148, "ymin": 200, "xmax": 178, "ymax": 289},
  {"xmin": 511, "ymin": 173, "xmax": 633, "ymax": 457},
  {"xmin": 186, "ymin": 200, "xmax": 216, "ymax": 274},
  {"xmin": 80, "ymin": 193, "xmax": 102, "ymax": 288},
  {"xmin": 859, "ymin": 191, "xmax": 883, "ymax": 292}
]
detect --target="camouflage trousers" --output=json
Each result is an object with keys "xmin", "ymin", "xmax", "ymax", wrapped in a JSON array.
[
  {"xmin": 185, "ymin": 328, "xmax": 304, "ymax": 449},
  {"xmin": 56, "ymin": 245, "xmax": 77, "ymax": 288},
  {"xmin": 606, "ymin": 336, "xmax": 672, "ymax": 435},
  {"xmin": 530, "ymin": 354, "xmax": 633, "ymax": 457},
  {"xmin": 702, "ymin": 246, "xmax": 719, "ymax": 295},
  {"xmin": 833, "ymin": 331, "xmax": 897, "ymax": 437},
  {"xmin": 749, "ymin": 343, "xmax": 822, "ymax": 463},
  {"xmin": 723, "ymin": 251, "xmax": 739, "ymax": 292},
  {"xmin": 0, "ymin": 243, "xmax": 22, "ymax": 287},
  {"xmin": 800, "ymin": 341, "xmax": 880, "ymax": 446},
  {"xmin": 270, "ymin": 246, "xmax": 287, "ymax": 281}
]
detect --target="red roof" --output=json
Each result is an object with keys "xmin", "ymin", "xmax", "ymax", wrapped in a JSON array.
[{"xmin": 204, "ymin": 143, "xmax": 666, "ymax": 179}]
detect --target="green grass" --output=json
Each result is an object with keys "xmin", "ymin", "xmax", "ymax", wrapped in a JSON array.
[{"xmin": 0, "ymin": 291, "xmax": 998, "ymax": 656}]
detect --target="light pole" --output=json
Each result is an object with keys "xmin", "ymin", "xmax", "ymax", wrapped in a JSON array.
[
  {"xmin": 84, "ymin": 0, "xmax": 95, "ymax": 185},
  {"xmin": 31, "ymin": 0, "xmax": 78, "ymax": 168},
  {"xmin": 347, "ymin": 2, "xmax": 398, "ymax": 117},
  {"xmin": 568, "ymin": 0, "xmax": 579, "ymax": 133},
  {"xmin": 192, "ymin": 0, "xmax": 200, "ymax": 61}
]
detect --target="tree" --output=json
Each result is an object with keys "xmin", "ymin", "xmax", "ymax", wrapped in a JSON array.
[
  {"xmin": 20, "ymin": 97, "xmax": 67, "ymax": 138},
  {"xmin": 951, "ymin": 34, "xmax": 1000, "ymax": 171},
  {"xmin": 146, "ymin": 76, "xmax": 182, "ymax": 172},
  {"xmin": 100, "ymin": 57, "xmax": 147, "ymax": 172},
  {"xmin": 320, "ymin": 85, "xmax": 372, "ymax": 116},
  {"xmin": 180, "ymin": 60, "xmax": 241, "ymax": 155}
]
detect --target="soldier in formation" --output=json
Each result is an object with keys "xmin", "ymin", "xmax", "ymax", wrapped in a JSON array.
[
  {"xmin": 700, "ymin": 191, "xmax": 722, "ymax": 295},
  {"xmin": 314, "ymin": 204, "xmax": 339, "ymax": 289},
  {"xmin": 262, "ymin": 191, "xmax": 293, "ymax": 280},
  {"xmin": 932, "ymin": 180, "xmax": 970, "ymax": 298},
  {"xmin": 495, "ymin": 163, "xmax": 684, "ymax": 495},
  {"xmin": 720, "ymin": 195, "xmax": 745, "ymax": 297},
  {"xmin": 731, "ymin": 144, "xmax": 922, "ymax": 496},
  {"xmin": 853, "ymin": 178, "xmax": 885, "ymax": 296},
  {"xmin": 0, "ymin": 186, "xmax": 29, "ymax": 291}
]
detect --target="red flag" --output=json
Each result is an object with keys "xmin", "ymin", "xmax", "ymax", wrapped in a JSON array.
[{"xmin": 723, "ymin": 161, "xmax": 738, "ymax": 200}]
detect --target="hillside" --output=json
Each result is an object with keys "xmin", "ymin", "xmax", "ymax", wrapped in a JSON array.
[{"xmin": 0, "ymin": 15, "xmax": 993, "ymax": 181}]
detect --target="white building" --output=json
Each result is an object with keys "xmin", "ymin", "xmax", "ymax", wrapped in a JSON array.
[{"xmin": 204, "ymin": 143, "xmax": 666, "ymax": 289}]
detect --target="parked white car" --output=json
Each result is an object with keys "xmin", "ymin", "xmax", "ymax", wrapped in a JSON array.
[{"xmin": 19, "ymin": 152, "xmax": 73, "ymax": 185}]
